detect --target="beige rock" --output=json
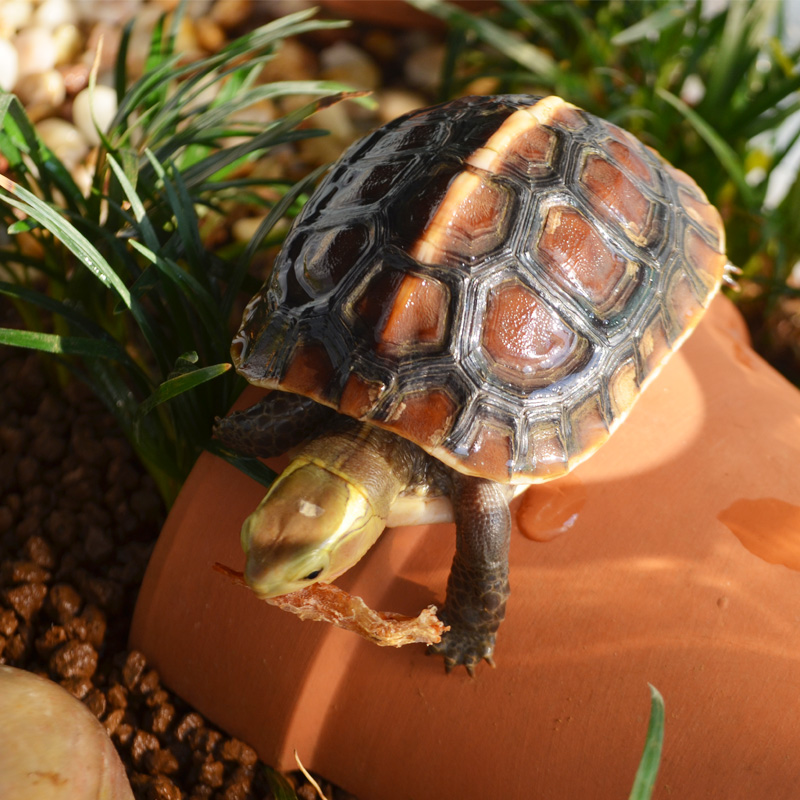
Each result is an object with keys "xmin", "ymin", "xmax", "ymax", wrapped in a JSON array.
[
  {"xmin": 14, "ymin": 26, "xmax": 56, "ymax": 77},
  {"xmin": 36, "ymin": 117, "xmax": 90, "ymax": 168},
  {"xmin": 73, "ymin": 84, "xmax": 118, "ymax": 146}
]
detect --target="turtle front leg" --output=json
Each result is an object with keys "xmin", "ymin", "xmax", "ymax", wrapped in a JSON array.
[
  {"xmin": 213, "ymin": 392, "xmax": 336, "ymax": 458},
  {"xmin": 429, "ymin": 474, "xmax": 511, "ymax": 675}
]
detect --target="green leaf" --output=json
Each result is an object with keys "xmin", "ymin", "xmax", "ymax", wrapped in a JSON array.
[
  {"xmin": 137, "ymin": 363, "xmax": 232, "ymax": 420},
  {"xmin": 611, "ymin": 5, "xmax": 687, "ymax": 46},
  {"xmin": 655, "ymin": 88, "xmax": 757, "ymax": 207},
  {"xmin": 0, "ymin": 327, "xmax": 130, "ymax": 361},
  {"xmin": 408, "ymin": 0, "xmax": 558, "ymax": 82},
  {"xmin": 628, "ymin": 685, "xmax": 665, "ymax": 800},
  {"xmin": 204, "ymin": 439, "xmax": 277, "ymax": 489}
]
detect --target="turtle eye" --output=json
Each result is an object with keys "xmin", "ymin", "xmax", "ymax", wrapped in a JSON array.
[{"xmin": 303, "ymin": 569, "xmax": 322, "ymax": 581}]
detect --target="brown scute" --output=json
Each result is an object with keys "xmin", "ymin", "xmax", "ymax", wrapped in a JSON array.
[
  {"xmin": 354, "ymin": 266, "xmax": 405, "ymax": 332},
  {"xmin": 458, "ymin": 422, "xmax": 514, "ymax": 483},
  {"xmin": 684, "ymin": 228, "xmax": 728, "ymax": 293},
  {"xmin": 465, "ymin": 108, "xmax": 557, "ymax": 179},
  {"xmin": 482, "ymin": 279, "xmax": 586, "ymax": 388},
  {"xmin": 538, "ymin": 205, "xmax": 633, "ymax": 313},
  {"xmin": 527, "ymin": 422, "xmax": 570, "ymax": 480},
  {"xmin": 666, "ymin": 272, "xmax": 706, "ymax": 341},
  {"xmin": 605, "ymin": 137, "xmax": 652, "ymax": 182},
  {"xmin": 580, "ymin": 155, "xmax": 655, "ymax": 245},
  {"xmin": 637, "ymin": 314, "xmax": 672, "ymax": 376},
  {"xmin": 570, "ymin": 395, "xmax": 609, "ymax": 456},
  {"xmin": 607, "ymin": 359, "xmax": 639, "ymax": 418},
  {"xmin": 548, "ymin": 101, "xmax": 588, "ymax": 131},
  {"xmin": 679, "ymin": 188, "xmax": 725, "ymax": 249},
  {"xmin": 339, "ymin": 372, "xmax": 386, "ymax": 419},
  {"xmin": 302, "ymin": 225, "xmax": 369, "ymax": 297},
  {"xmin": 280, "ymin": 342, "xmax": 335, "ymax": 399},
  {"xmin": 409, "ymin": 172, "xmax": 513, "ymax": 266},
  {"xmin": 385, "ymin": 389, "xmax": 456, "ymax": 448},
  {"xmin": 378, "ymin": 274, "xmax": 449, "ymax": 354}
]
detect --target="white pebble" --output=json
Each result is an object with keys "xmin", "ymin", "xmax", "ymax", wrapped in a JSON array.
[
  {"xmin": 14, "ymin": 69, "xmax": 66, "ymax": 111},
  {"xmin": 0, "ymin": 38, "xmax": 19, "ymax": 92},
  {"xmin": 376, "ymin": 89, "xmax": 425, "ymax": 125},
  {"xmin": 52, "ymin": 22, "xmax": 83, "ymax": 65},
  {"xmin": 320, "ymin": 40, "xmax": 381, "ymax": 91},
  {"xmin": 73, "ymin": 84, "xmax": 118, "ymax": 145},
  {"xmin": 14, "ymin": 26, "xmax": 56, "ymax": 76},
  {"xmin": 0, "ymin": 0, "xmax": 33, "ymax": 37},
  {"xmin": 36, "ymin": 117, "xmax": 89, "ymax": 168},
  {"xmin": 34, "ymin": 0, "xmax": 77, "ymax": 29},
  {"xmin": 405, "ymin": 44, "xmax": 445, "ymax": 91}
]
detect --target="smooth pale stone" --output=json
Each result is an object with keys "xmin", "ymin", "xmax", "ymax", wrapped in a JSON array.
[
  {"xmin": 36, "ymin": 117, "xmax": 90, "ymax": 168},
  {"xmin": 52, "ymin": 22, "xmax": 83, "ymax": 64},
  {"xmin": 0, "ymin": 666, "xmax": 134, "ymax": 800},
  {"xmin": 320, "ymin": 40, "xmax": 381, "ymax": 91},
  {"xmin": 0, "ymin": 0, "xmax": 33, "ymax": 37},
  {"xmin": 34, "ymin": 0, "xmax": 77, "ymax": 29},
  {"xmin": 376, "ymin": 89, "xmax": 425, "ymax": 124},
  {"xmin": 72, "ymin": 84, "xmax": 117, "ymax": 146},
  {"xmin": 15, "ymin": 69, "xmax": 66, "ymax": 113},
  {"xmin": 0, "ymin": 38, "xmax": 19, "ymax": 91},
  {"xmin": 14, "ymin": 26, "xmax": 56, "ymax": 76}
]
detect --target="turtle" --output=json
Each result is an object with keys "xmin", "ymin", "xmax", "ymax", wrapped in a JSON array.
[{"xmin": 214, "ymin": 94, "xmax": 732, "ymax": 673}]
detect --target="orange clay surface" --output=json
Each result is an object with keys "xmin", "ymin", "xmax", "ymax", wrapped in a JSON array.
[{"xmin": 131, "ymin": 295, "xmax": 800, "ymax": 800}]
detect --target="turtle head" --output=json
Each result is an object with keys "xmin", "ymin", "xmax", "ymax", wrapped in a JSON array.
[{"xmin": 240, "ymin": 458, "xmax": 386, "ymax": 597}]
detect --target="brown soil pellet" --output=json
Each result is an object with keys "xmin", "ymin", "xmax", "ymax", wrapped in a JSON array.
[{"xmin": 50, "ymin": 639, "xmax": 98, "ymax": 679}]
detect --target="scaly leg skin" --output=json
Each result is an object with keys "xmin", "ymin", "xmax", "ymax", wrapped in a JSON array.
[
  {"xmin": 428, "ymin": 474, "xmax": 511, "ymax": 675},
  {"xmin": 213, "ymin": 392, "xmax": 336, "ymax": 459}
]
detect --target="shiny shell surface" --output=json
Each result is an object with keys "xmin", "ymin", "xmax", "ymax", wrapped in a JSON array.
[{"xmin": 233, "ymin": 95, "xmax": 728, "ymax": 484}]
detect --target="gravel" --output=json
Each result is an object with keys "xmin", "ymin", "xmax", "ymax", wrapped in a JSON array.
[{"xmin": 0, "ymin": 318, "xmax": 354, "ymax": 799}]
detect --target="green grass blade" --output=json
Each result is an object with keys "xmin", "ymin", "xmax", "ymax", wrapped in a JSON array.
[
  {"xmin": 655, "ymin": 88, "xmax": 757, "ymax": 207},
  {"xmin": 0, "ymin": 327, "xmax": 131, "ymax": 361},
  {"xmin": 611, "ymin": 4, "xmax": 688, "ymax": 46},
  {"xmin": 137, "ymin": 363, "xmax": 232, "ymax": 419},
  {"xmin": 408, "ymin": 0, "xmax": 558, "ymax": 82},
  {"xmin": 0, "ymin": 174, "xmax": 133, "ymax": 307},
  {"xmin": 628, "ymin": 685, "xmax": 665, "ymax": 800},
  {"xmin": 204, "ymin": 440, "xmax": 277, "ymax": 489}
]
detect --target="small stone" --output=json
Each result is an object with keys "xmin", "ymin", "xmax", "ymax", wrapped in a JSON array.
[
  {"xmin": 48, "ymin": 583, "xmax": 83, "ymax": 624},
  {"xmin": 144, "ymin": 748, "xmax": 180, "ymax": 777},
  {"xmin": 103, "ymin": 707, "xmax": 125, "ymax": 736},
  {"xmin": 376, "ymin": 89, "xmax": 424, "ymax": 125},
  {"xmin": 195, "ymin": 16, "xmax": 225, "ymax": 52},
  {"xmin": 61, "ymin": 675, "xmax": 92, "ymax": 699},
  {"xmin": 58, "ymin": 61, "xmax": 89, "ymax": 95},
  {"xmin": 404, "ymin": 43, "xmax": 445, "ymax": 91},
  {"xmin": 0, "ymin": 0, "xmax": 32, "ymax": 38},
  {"xmin": 83, "ymin": 687, "xmax": 107, "ymax": 719},
  {"xmin": 320, "ymin": 41, "xmax": 381, "ymax": 91},
  {"xmin": 8, "ymin": 560, "xmax": 50, "ymax": 584},
  {"xmin": 72, "ymin": 84, "xmax": 118, "ymax": 146},
  {"xmin": 148, "ymin": 702, "xmax": 176, "ymax": 735},
  {"xmin": 35, "ymin": 117, "xmax": 89, "ymax": 169},
  {"xmin": 25, "ymin": 535, "xmax": 56, "ymax": 569},
  {"xmin": 146, "ymin": 774, "xmax": 182, "ymax": 800},
  {"xmin": 107, "ymin": 683, "xmax": 128, "ymax": 710},
  {"xmin": 34, "ymin": 0, "xmax": 76, "ymax": 29},
  {"xmin": 198, "ymin": 756, "xmax": 225, "ymax": 788},
  {"xmin": 50, "ymin": 640, "xmax": 98, "ymax": 679},
  {"xmin": 131, "ymin": 729, "xmax": 160, "ymax": 769},
  {"xmin": 79, "ymin": 605, "xmax": 107, "ymax": 649},
  {"xmin": 16, "ymin": 455, "xmax": 40, "ymax": 489},
  {"xmin": 52, "ymin": 23, "xmax": 83, "ymax": 65},
  {"xmin": 174, "ymin": 712, "xmax": 204, "ymax": 742},
  {"xmin": 14, "ymin": 26, "xmax": 57, "ymax": 77},
  {"xmin": 138, "ymin": 668, "xmax": 160, "ymax": 696},
  {"xmin": 35, "ymin": 625, "xmax": 67, "ymax": 658},
  {"xmin": 30, "ymin": 429, "xmax": 67, "ymax": 464},
  {"xmin": 122, "ymin": 650, "xmax": 147, "ymax": 690},
  {"xmin": 45, "ymin": 508, "xmax": 78, "ymax": 546},
  {"xmin": 0, "ymin": 505, "xmax": 13, "ymax": 535},
  {"xmin": 83, "ymin": 525, "xmax": 114, "ymax": 562},
  {"xmin": 210, "ymin": 0, "xmax": 251, "ymax": 29},
  {"xmin": 0, "ymin": 609, "xmax": 18, "ymax": 638},
  {"xmin": 5, "ymin": 583, "xmax": 47, "ymax": 621},
  {"xmin": 218, "ymin": 738, "xmax": 257, "ymax": 767},
  {"xmin": 0, "ymin": 424, "xmax": 26, "ymax": 453}
]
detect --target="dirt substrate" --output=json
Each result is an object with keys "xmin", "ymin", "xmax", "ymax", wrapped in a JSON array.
[{"xmin": 0, "ymin": 332, "xmax": 353, "ymax": 800}]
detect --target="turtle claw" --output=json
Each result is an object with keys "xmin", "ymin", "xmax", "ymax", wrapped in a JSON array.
[{"xmin": 427, "ymin": 627, "xmax": 497, "ymax": 675}]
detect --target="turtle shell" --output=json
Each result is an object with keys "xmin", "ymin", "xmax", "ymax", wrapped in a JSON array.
[{"xmin": 233, "ymin": 95, "xmax": 728, "ymax": 485}]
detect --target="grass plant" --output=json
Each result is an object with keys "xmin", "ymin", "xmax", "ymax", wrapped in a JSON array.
[{"xmin": 0, "ymin": 6, "xmax": 366, "ymax": 504}]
